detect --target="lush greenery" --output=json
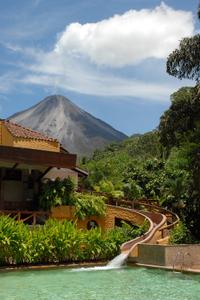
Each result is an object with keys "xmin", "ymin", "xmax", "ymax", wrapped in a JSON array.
[
  {"xmin": 166, "ymin": 6, "xmax": 200, "ymax": 82},
  {"xmin": 80, "ymin": 96, "xmax": 199, "ymax": 241},
  {"xmin": 158, "ymin": 85, "xmax": 200, "ymax": 239},
  {"xmin": 73, "ymin": 193, "xmax": 106, "ymax": 220},
  {"xmin": 81, "ymin": 132, "xmax": 188, "ymax": 209},
  {"xmin": 162, "ymin": 8, "xmax": 200, "ymax": 240},
  {"xmin": 167, "ymin": 35, "xmax": 200, "ymax": 82},
  {"xmin": 79, "ymin": 7, "xmax": 200, "ymax": 243},
  {"xmin": 0, "ymin": 216, "xmax": 146, "ymax": 266},
  {"xmin": 39, "ymin": 178, "xmax": 75, "ymax": 210},
  {"xmin": 39, "ymin": 179, "xmax": 106, "ymax": 220},
  {"xmin": 81, "ymin": 131, "xmax": 163, "ymax": 199},
  {"xmin": 169, "ymin": 222, "xmax": 191, "ymax": 245}
]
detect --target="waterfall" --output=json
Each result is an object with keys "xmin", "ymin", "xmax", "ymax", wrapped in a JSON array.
[{"xmin": 107, "ymin": 252, "xmax": 128, "ymax": 268}]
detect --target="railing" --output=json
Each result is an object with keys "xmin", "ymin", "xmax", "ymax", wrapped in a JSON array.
[
  {"xmin": 106, "ymin": 198, "xmax": 179, "ymax": 239},
  {"xmin": 0, "ymin": 210, "xmax": 50, "ymax": 225},
  {"xmin": 77, "ymin": 188, "xmax": 179, "ymax": 237},
  {"xmin": 173, "ymin": 251, "xmax": 184, "ymax": 271},
  {"xmin": 183, "ymin": 252, "xmax": 193, "ymax": 270},
  {"xmin": 78, "ymin": 189, "xmax": 180, "ymax": 239},
  {"xmin": 0, "ymin": 193, "xmax": 179, "ymax": 233}
]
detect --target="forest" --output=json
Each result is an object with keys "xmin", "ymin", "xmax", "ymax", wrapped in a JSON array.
[{"xmin": 81, "ymin": 8, "xmax": 200, "ymax": 242}]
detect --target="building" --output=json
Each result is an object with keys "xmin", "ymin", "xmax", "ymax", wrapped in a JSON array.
[{"xmin": 0, "ymin": 119, "xmax": 84, "ymax": 211}]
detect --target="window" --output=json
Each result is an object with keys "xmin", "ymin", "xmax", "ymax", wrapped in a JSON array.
[
  {"xmin": 87, "ymin": 220, "xmax": 98, "ymax": 230},
  {"xmin": 4, "ymin": 169, "xmax": 22, "ymax": 181}
]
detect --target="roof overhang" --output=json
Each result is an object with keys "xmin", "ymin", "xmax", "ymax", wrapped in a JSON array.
[
  {"xmin": 72, "ymin": 167, "xmax": 88, "ymax": 177},
  {"xmin": 0, "ymin": 145, "xmax": 77, "ymax": 169}
]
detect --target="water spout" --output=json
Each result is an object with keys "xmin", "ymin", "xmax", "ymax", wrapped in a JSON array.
[
  {"xmin": 71, "ymin": 252, "xmax": 129, "ymax": 272},
  {"xmin": 107, "ymin": 252, "xmax": 129, "ymax": 268}
]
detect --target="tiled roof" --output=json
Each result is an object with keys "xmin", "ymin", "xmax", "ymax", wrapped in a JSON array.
[{"xmin": 3, "ymin": 120, "xmax": 58, "ymax": 142}]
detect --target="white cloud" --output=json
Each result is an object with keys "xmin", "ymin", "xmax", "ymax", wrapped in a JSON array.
[
  {"xmin": 9, "ymin": 2, "xmax": 195, "ymax": 101},
  {"xmin": 34, "ymin": 75, "xmax": 173, "ymax": 100},
  {"xmin": 23, "ymin": 60, "xmax": 180, "ymax": 101},
  {"xmin": 54, "ymin": 2, "xmax": 194, "ymax": 67}
]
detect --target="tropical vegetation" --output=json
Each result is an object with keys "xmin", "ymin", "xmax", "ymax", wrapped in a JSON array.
[
  {"xmin": 79, "ymin": 7, "xmax": 200, "ymax": 243},
  {"xmin": 39, "ymin": 177, "xmax": 75, "ymax": 210},
  {"xmin": 0, "ymin": 216, "xmax": 146, "ymax": 266},
  {"xmin": 39, "ymin": 178, "xmax": 107, "ymax": 220}
]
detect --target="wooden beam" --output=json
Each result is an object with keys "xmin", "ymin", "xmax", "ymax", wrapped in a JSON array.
[
  {"xmin": 72, "ymin": 167, "xmax": 88, "ymax": 177},
  {"xmin": 38, "ymin": 166, "xmax": 52, "ymax": 180},
  {"xmin": 0, "ymin": 145, "xmax": 77, "ymax": 169}
]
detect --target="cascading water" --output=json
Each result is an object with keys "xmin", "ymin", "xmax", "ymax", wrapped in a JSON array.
[
  {"xmin": 72, "ymin": 252, "xmax": 128, "ymax": 272},
  {"xmin": 107, "ymin": 252, "xmax": 128, "ymax": 268}
]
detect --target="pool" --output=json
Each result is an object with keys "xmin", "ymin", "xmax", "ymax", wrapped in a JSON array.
[{"xmin": 0, "ymin": 266, "xmax": 200, "ymax": 300}]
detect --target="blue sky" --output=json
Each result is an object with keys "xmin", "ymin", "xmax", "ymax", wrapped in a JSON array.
[{"xmin": 0, "ymin": 0, "xmax": 199, "ymax": 135}]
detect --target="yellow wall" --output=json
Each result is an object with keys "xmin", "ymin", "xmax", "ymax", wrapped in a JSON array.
[
  {"xmin": 1, "ymin": 123, "xmax": 14, "ymax": 147},
  {"xmin": 0, "ymin": 121, "xmax": 60, "ymax": 152},
  {"xmin": 13, "ymin": 138, "xmax": 60, "ymax": 152},
  {"xmin": 51, "ymin": 205, "xmax": 147, "ymax": 231}
]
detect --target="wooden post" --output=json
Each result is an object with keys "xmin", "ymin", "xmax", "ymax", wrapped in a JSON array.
[{"xmin": 33, "ymin": 213, "xmax": 36, "ymax": 226}]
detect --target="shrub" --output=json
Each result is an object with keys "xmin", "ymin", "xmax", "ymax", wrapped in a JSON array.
[
  {"xmin": 0, "ymin": 216, "xmax": 145, "ymax": 266},
  {"xmin": 169, "ymin": 222, "xmax": 191, "ymax": 244},
  {"xmin": 123, "ymin": 181, "xmax": 143, "ymax": 200},
  {"xmin": 73, "ymin": 193, "xmax": 106, "ymax": 220},
  {"xmin": 0, "ymin": 216, "xmax": 31, "ymax": 265},
  {"xmin": 39, "ymin": 177, "xmax": 75, "ymax": 210},
  {"xmin": 39, "ymin": 179, "xmax": 107, "ymax": 221}
]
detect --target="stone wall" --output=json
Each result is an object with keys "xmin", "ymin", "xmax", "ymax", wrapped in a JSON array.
[
  {"xmin": 166, "ymin": 244, "xmax": 200, "ymax": 269},
  {"xmin": 137, "ymin": 244, "xmax": 166, "ymax": 266},
  {"xmin": 136, "ymin": 244, "xmax": 200, "ymax": 269}
]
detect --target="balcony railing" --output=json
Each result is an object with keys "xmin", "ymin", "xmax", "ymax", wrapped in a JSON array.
[{"xmin": 0, "ymin": 210, "xmax": 50, "ymax": 225}]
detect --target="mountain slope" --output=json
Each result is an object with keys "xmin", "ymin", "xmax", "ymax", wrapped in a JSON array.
[
  {"xmin": 81, "ymin": 130, "xmax": 162, "ymax": 192},
  {"xmin": 9, "ymin": 95, "xmax": 127, "ymax": 156}
]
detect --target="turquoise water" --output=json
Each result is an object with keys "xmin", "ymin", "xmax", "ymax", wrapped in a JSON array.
[{"xmin": 0, "ymin": 266, "xmax": 200, "ymax": 300}]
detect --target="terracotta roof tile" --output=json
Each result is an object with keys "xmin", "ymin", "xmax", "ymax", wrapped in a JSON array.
[{"xmin": 4, "ymin": 120, "xmax": 58, "ymax": 143}]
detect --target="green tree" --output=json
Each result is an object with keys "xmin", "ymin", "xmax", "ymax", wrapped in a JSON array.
[
  {"xmin": 169, "ymin": 222, "xmax": 191, "ymax": 244},
  {"xmin": 167, "ymin": 35, "xmax": 200, "ymax": 82},
  {"xmin": 166, "ymin": 8, "xmax": 200, "ymax": 82},
  {"xmin": 159, "ymin": 5, "xmax": 200, "ymax": 239},
  {"xmin": 159, "ymin": 87, "xmax": 198, "ymax": 151}
]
